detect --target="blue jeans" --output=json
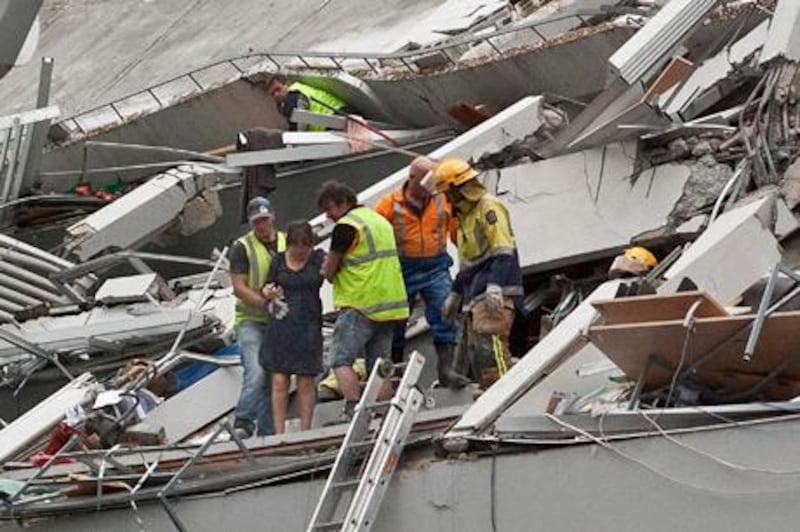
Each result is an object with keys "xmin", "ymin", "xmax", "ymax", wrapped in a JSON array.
[
  {"xmin": 330, "ymin": 309, "xmax": 395, "ymax": 373},
  {"xmin": 393, "ymin": 264, "xmax": 456, "ymax": 353},
  {"xmin": 234, "ymin": 321, "xmax": 273, "ymax": 436}
]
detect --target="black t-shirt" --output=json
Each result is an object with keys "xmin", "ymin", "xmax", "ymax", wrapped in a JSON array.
[
  {"xmin": 330, "ymin": 224, "xmax": 357, "ymax": 255},
  {"xmin": 229, "ymin": 238, "xmax": 279, "ymax": 275},
  {"xmin": 282, "ymin": 91, "xmax": 309, "ymax": 131}
]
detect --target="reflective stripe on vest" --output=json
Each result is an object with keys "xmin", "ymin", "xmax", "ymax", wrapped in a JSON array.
[
  {"xmin": 234, "ymin": 231, "xmax": 286, "ymax": 325},
  {"xmin": 333, "ymin": 207, "xmax": 409, "ymax": 322},
  {"xmin": 391, "ymin": 193, "xmax": 448, "ymax": 258}
]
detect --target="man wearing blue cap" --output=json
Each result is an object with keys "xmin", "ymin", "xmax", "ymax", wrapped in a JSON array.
[{"xmin": 229, "ymin": 197, "xmax": 286, "ymax": 438}]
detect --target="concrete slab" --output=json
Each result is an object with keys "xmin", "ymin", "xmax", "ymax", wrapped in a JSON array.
[
  {"xmin": 497, "ymin": 141, "xmax": 691, "ymax": 272},
  {"xmin": 143, "ymin": 365, "xmax": 243, "ymax": 444},
  {"xmin": 659, "ymin": 196, "xmax": 782, "ymax": 304},
  {"xmin": 94, "ymin": 273, "xmax": 165, "ymax": 305},
  {"xmin": 499, "ymin": 343, "xmax": 619, "ymax": 418}
]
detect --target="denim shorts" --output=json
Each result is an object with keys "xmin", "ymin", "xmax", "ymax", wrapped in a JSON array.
[{"xmin": 330, "ymin": 308, "xmax": 395, "ymax": 372}]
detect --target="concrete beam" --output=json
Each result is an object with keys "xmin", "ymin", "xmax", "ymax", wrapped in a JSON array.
[{"xmin": 63, "ymin": 164, "xmax": 222, "ymax": 261}]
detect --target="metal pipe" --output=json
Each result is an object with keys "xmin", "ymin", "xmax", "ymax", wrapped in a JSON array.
[
  {"xmin": 39, "ymin": 160, "xmax": 218, "ymax": 178},
  {"xmin": 139, "ymin": 245, "xmax": 229, "ymax": 387},
  {"xmin": 84, "ymin": 141, "xmax": 224, "ymax": 163},
  {"xmin": 709, "ymin": 159, "xmax": 747, "ymax": 223},
  {"xmin": 744, "ymin": 265, "xmax": 781, "ymax": 360}
]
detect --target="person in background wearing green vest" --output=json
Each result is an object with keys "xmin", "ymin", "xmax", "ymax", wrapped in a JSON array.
[
  {"xmin": 318, "ymin": 181, "xmax": 409, "ymax": 421},
  {"xmin": 266, "ymin": 74, "xmax": 355, "ymax": 132},
  {"xmin": 229, "ymin": 196, "xmax": 287, "ymax": 438}
]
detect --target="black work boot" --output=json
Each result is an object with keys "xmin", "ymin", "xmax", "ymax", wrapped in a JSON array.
[
  {"xmin": 232, "ymin": 418, "xmax": 254, "ymax": 439},
  {"xmin": 435, "ymin": 344, "xmax": 470, "ymax": 389}
]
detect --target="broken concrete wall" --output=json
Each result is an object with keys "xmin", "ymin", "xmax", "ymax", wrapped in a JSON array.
[
  {"xmin": 659, "ymin": 195, "xmax": 782, "ymax": 304},
  {"xmin": 495, "ymin": 141, "xmax": 693, "ymax": 273}
]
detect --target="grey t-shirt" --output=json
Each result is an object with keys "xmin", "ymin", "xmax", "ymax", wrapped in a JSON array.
[{"xmin": 229, "ymin": 238, "xmax": 279, "ymax": 276}]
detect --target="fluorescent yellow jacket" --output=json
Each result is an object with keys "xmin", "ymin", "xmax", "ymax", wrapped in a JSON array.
[
  {"xmin": 457, "ymin": 194, "xmax": 516, "ymax": 268},
  {"xmin": 454, "ymin": 193, "xmax": 523, "ymax": 307},
  {"xmin": 234, "ymin": 230, "xmax": 287, "ymax": 325},
  {"xmin": 333, "ymin": 206, "xmax": 409, "ymax": 322},
  {"xmin": 288, "ymin": 82, "xmax": 347, "ymax": 132}
]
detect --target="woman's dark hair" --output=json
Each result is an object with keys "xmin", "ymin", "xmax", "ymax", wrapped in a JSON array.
[
  {"xmin": 286, "ymin": 220, "xmax": 314, "ymax": 247},
  {"xmin": 317, "ymin": 181, "xmax": 357, "ymax": 209}
]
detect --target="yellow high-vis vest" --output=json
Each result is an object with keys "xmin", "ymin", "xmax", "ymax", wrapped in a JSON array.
[
  {"xmin": 333, "ymin": 207, "xmax": 409, "ymax": 322},
  {"xmin": 234, "ymin": 230, "xmax": 287, "ymax": 325},
  {"xmin": 288, "ymin": 82, "xmax": 347, "ymax": 132}
]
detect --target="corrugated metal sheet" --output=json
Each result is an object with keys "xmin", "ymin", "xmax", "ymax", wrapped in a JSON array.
[
  {"xmin": 609, "ymin": 0, "xmax": 719, "ymax": 84},
  {"xmin": 760, "ymin": 0, "xmax": 800, "ymax": 63}
]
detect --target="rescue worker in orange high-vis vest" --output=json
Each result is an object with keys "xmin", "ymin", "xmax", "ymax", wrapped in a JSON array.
[
  {"xmin": 375, "ymin": 156, "xmax": 470, "ymax": 388},
  {"xmin": 425, "ymin": 158, "xmax": 523, "ymax": 390}
]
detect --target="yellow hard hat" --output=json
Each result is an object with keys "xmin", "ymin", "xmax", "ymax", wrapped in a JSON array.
[
  {"xmin": 624, "ymin": 246, "xmax": 657, "ymax": 269},
  {"xmin": 430, "ymin": 158, "xmax": 478, "ymax": 193}
]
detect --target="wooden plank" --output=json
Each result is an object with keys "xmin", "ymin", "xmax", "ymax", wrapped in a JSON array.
[
  {"xmin": 642, "ymin": 56, "xmax": 694, "ymax": 104},
  {"xmin": 592, "ymin": 291, "xmax": 728, "ymax": 325},
  {"xmin": 588, "ymin": 311, "xmax": 800, "ymax": 400}
]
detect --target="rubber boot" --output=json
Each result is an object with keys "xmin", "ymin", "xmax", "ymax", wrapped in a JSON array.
[{"xmin": 436, "ymin": 344, "xmax": 470, "ymax": 389}]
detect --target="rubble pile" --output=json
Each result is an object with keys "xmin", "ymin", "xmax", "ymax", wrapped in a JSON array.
[{"xmin": 5, "ymin": 0, "xmax": 800, "ymax": 528}]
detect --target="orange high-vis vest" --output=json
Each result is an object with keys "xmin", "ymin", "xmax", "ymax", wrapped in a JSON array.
[{"xmin": 375, "ymin": 188, "xmax": 455, "ymax": 259}]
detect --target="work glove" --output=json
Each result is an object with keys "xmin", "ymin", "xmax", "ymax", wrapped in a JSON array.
[
  {"xmin": 442, "ymin": 292, "xmax": 462, "ymax": 323},
  {"xmin": 267, "ymin": 298, "xmax": 289, "ymax": 320},
  {"xmin": 485, "ymin": 284, "xmax": 504, "ymax": 312}
]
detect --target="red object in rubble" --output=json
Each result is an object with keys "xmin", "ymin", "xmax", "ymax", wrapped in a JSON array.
[{"xmin": 73, "ymin": 183, "xmax": 92, "ymax": 196}]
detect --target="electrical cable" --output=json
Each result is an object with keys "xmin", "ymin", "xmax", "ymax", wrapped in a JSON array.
[
  {"xmin": 544, "ymin": 413, "xmax": 800, "ymax": 496},
  {"xmin": 639, "ymin": 410, "xmax": 800, "ymax": 476}
]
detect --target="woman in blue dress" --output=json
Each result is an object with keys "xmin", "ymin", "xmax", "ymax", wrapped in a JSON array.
[{"xmin": 260, "ymin": 221, "xmax": 324, "ymax": 433}]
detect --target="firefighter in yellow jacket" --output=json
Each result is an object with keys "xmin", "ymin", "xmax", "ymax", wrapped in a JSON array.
[{"xmin": 426, "ymin": 158, "xmax": 523, "ymax": 389}]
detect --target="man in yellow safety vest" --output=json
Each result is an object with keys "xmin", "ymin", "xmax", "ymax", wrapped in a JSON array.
[
  {"xmin": 230, "ymin": 197, "xmax": 286, "ymax": 438},
  {"xmin": 266, "ymin": 74, "xmax": 353, "ymax": 132},
  {"xmin": 318, "ymin": 181, "xmax": 409, "ymax": 420}
]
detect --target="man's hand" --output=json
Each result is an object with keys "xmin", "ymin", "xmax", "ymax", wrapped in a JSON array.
[
  {"xmin": 261, "ymin": 283, "xmax": 284, "ymax": 301},
  {"xmin": 442, "ymin": 292, "xmax": 462, "ymax": 323},
  {"xmin": 485, "ymin": 284, "xmax": 504, "ymax": 311}
]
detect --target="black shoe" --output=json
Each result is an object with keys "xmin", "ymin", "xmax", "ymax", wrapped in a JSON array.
[{"xmin": 232, "ymin": 418, "xmax": 254, "ymax": 439}]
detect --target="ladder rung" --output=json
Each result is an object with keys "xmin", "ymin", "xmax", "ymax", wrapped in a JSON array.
[
  {"xmin": 346, "ymin": 439, "xmax": 378, "ymax": 450},
  {"xmin": 313, "ymin": 520, "xmax": 345, "ymax": 531},
  {"xmin": 366, "ymin": 400, "xmax": 392, "ymax": 411},
  {"xmin": 332, "ymin": 478, "xmax": 361, "ymax": 490}
]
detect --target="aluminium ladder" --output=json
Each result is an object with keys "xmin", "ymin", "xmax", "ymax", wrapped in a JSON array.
[{"xmin": 307, "ymin": 351, "xmax": 426, "ymax": 532}]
